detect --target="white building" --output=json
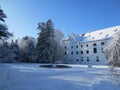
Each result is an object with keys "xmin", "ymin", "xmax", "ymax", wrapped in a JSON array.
[{"xmin": 62, "ymin": 25, "xmax": 120, "ymax": 65}]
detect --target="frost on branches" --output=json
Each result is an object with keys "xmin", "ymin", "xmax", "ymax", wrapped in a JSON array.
[
  {"xmin": 36, "ymin": 19, "xmax": 57, "ymax": 63},
  {"xmin": 104, "ymin": 32, "xmax": 120, "ymax": 67}
]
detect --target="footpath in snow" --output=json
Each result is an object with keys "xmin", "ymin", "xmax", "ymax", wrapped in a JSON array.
[{"xmin": 0, "ymin": 64, "xmax": 120, "ymax": 90}]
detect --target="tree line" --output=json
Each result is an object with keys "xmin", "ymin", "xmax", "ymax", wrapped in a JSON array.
[
  {"xmin": 0, "ymin": 7, "xmax": 64, "ymax": 63},
  {"xmin": 0, "ymin": 7, "xmax": 120, "ymax": 67}
]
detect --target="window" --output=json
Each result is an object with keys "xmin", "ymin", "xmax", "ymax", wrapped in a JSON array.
[
  {"xmin": 76, "ymin": 51, "xmax": 79, "ymax": 55},
  {"xmin": 87, "ymin": 59, "xmax": 89, "ymax": 62},
  {"xmin": 101, "ymin": 48, "xmax": 104, "ymax": 53},
  {"xmin": 71, "ymin": 46, "xmax": 73, "ymax": 48},
  {"xmin": 76, "ymin": 59, "xmax": 79, "ymax": 62},
  {"xmin": 86, "ymin": 50, "xmax": 89, "ymax": 54},
  {"xmin": 65, "ymin": 51, "xmax": 67, "ymax": 55},
  {"xmin": 81, "ymin": 57, "xmax": 83, "ymax": 61},
  {"xmin": 105, "ymin": 34, "xmax": 109, "ymax": 38},
  {"xmin": 92, "ymin": 37, "xmax": 95, "ymax": 39},
  {"xmin": 96, "ymin": 59, "xmax": 99, "ymax": 62},
  {"xmin": 101, "ymin": 42, "xmax": 104, "ymax": 45},
  {"xmin": 87, "ymin": 57, "xmax": 89, "ymax": 62},
  {"xmin": 99, "ymin": 32, "xmax": 102, "ymax": 35},
  {"xmin": 96, "ymin": 56, "xmax": 99, "ymax": 58},
  {"xmin": 71, "ymin": 51, "xmax": 73, "ymax": 55},
  {"xmin": 114, "ymin": 29, "xmax": 118, "ymax": 32},
  {"xmin": 93, "ymin": 43, "xmax": 97, "ymax": 46},
  {"xmin": 96, "ymin": 56, "xmax": 99, "ymax": 62},
  {"xmin": 76, "ymin": 45, "xmax": 78, "ymax": 48},
  {"xmin": 81, "ymin": 51, "xmax": 83, "ymax": 54},
  {"xmin": 86, "ymin": 44, "xmax": 88, "ymax": 47},
  {"xmin": 81, "ymin": 45, "xmax": 83, "ymax": 47},
  {"xmin": 93, "ymin": 48, "xmax": 97, "ymax": 53}
]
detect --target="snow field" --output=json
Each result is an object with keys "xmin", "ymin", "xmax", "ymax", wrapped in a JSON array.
[{"xmin": 0, "ymin": 64, "xmax": 120, "ymax": 90}]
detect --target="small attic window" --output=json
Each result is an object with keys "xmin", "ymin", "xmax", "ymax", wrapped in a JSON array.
[
  {"xmin": 81, "ymin": 34, "xmax": 85, "ymax": 36},
  {"xmin": 105, "ymin": 34, "xmax": 109, "ymax": 37},
  {"xmin": 99, "ymin": 32, "xmax": 102, "ymax": 35},
  {"xmin": 92, "ymin": 37, "xmax": 95, "ymax": 39},
  {"xmin": 114, "ymin": 29, "xmax": 118, "ymax": 32},
  {"xmin": 88, "ymin": 35, "xmax": 91, "ymax": 37}
]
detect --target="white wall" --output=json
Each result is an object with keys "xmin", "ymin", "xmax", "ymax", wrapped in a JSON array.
[{"xmin": 63, "ymin": 39, "xmax": 109, "ymax": 65}]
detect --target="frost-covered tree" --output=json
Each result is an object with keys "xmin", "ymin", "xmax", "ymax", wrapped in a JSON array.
[
  {"xmin": 0, "ymin": 41, "xmax": 15, "ymax": 63},
  {"xmin": 9, "ymin": 40, "xmax": 21, "ymax": 62},
  {"xmin": 104, "ymin": 32, "xmax": 120, "ymax": 67},
  {"xmin": 0, "ymin": 7, "xmax": 12, "ymax": 40},
  {"xmin": 37, "ymin": 19, "xmax": 57, "ymax": 63},
  {"xmin": 54, "ymin": 30, "xmax": 65, "ymax": 63},
  {"xmin": 18, "ymin": 36, "xmax": 36, "ymax": 63}
]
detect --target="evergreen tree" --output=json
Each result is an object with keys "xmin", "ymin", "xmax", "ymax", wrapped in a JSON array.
[
  {"xmin": 37, "ymin": 19, "xmax": 57, "ymax": 63},
  {"xmin": 0, "ymin": 7, "xmax": 12, "ymax": 40}
]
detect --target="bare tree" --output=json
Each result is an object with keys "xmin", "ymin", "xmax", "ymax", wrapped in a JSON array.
[
  {"xmin": 54, "ymin": 30, "xmax": 65, "ymax": 63},
  {"xmin": 104, "ymin": 32, "xmax": 120, "ymax": 67}
]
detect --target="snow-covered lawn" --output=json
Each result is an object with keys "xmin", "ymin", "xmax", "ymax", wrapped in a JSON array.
[{"xmin": 0, "ymin": 64, "xmax": 120, "ymax": 90}]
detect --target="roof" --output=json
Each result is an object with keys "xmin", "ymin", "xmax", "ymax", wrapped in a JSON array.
[{"xmin": 64, "ymin": 25, "xmax": 120, "ymax": 43}]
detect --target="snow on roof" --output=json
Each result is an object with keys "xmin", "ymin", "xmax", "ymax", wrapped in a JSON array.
[
  {"xmin": 80, "ymin": 25, "xmax": 120, "ymax": 42},
  {"xmin": 63, "ymin": 25, "xmax": 120, "ymax": 43}
]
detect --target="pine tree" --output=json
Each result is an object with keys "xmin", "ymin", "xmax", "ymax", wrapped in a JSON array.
[
  {"xmin": 0, "ymin": 7, "xmax": 12, "ymax": 40},
  {"xmin": 37, "ymin": 19, "xmax": 57, "ymax": 63}
]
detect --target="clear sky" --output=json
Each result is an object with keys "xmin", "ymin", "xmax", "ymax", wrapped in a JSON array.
[{"xmin": 0, "ymin": 0, "xmax": 120, "ymax": 39}]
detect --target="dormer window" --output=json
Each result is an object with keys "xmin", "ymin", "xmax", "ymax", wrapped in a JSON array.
[
  {"xmin": 92, "ymin": 37, "xmax": 95, "ymax": 39},
  {"xmin": 114, "ymin": 29, "xmax": 118, "ymax": 32},
  {"xmin": 105, "ymin": 34, "xmax": 109, "ymax": 38},
  {"xmin": 99, "ymin": 32, "xmax": 102, "ymax": 35}
]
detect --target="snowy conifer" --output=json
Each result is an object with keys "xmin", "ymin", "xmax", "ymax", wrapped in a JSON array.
[
  {"xmin": 0, "ymin": 7, "xmax": 12, "ymax": 40},
  {"xmin": 37, "ymin": 19, "xmax": 57, "ymax": 63}
]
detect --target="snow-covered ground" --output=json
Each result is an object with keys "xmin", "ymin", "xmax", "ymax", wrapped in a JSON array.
[{"xmin": 0, "ymin": 64, "xmax": 120, "ymax": 90}]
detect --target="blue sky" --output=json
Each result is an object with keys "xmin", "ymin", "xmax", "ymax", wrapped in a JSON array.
[{"xmin": 0, "ymin": 0, "xmax": 120, "ymax": 39}]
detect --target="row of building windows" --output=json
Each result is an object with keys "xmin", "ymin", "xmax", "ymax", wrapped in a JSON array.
[
  {"xmin": 75, "ymin": 59, "xmax": 99, "ymax": 62},
  {"xmin": 65, "ymin": 42, "xmax": 105, "ymax": 49},
  {"xmin": 75, "ymin": 56, "xmax": 100, "ymax": 62},
  {"xmin": 65, "ymin": 47, "xmax": 104, "ymax": 55}
]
